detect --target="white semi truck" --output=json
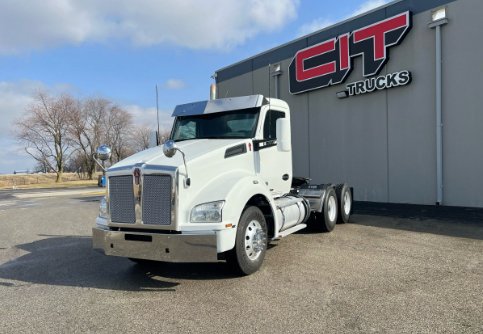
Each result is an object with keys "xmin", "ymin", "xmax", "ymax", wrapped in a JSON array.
[{"xmin": 93, "ymin": 95, "xmax": 352, "ymax": 275}]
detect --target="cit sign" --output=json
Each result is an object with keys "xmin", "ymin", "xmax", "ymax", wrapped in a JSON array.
[{"xmin": 289, "ymin": 11, "xmax": 412, "ymax": 95}]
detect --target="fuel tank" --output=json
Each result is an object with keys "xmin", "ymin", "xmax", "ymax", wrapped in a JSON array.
[{"xmin": 274, "ymin": 195, "xmax": 311, "ymax": 232}]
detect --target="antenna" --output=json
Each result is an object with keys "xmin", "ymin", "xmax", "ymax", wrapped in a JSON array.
[
  {"xmin": 268, "ymin": 63, "xmax": 271, "ymax": 100},
  {"xmin": 156, "ymin": 84, "xmax": 160, "ymax": 146},
  {"xmin": 268, "ymin": 64, "xmax": 272, "ymax": 138}
]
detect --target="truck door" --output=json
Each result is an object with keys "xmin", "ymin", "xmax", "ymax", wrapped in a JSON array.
[{"xmin": 254, "ymin": 109, "xmax": 292, "ymax": 194}]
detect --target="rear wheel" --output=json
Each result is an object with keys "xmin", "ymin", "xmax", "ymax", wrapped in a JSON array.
[
  {"xmin": 336, "ymin": 184, "xmax": 352, "ymax": 224},
  {"xmin": 227, "ymin": 206, "xmax": 267, "ymax": 275},
  {"xmin": 315, "ymin": 187, "xmax": 338, "ymax": 232}
]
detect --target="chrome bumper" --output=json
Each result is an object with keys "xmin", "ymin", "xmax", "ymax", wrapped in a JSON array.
[{"xmin": 92, "ymin": 227, "xmax": 218, "ymax": 262}]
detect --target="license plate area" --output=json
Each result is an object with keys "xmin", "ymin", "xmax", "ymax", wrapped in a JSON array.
[{"xmin": 125, "ymin": 234, "xmax": 152, "ymax": 242}]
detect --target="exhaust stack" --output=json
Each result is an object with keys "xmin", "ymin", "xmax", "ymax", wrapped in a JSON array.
[{"xmin": 210, "ymin": 83, "xmax": 217, "ymax": 100}]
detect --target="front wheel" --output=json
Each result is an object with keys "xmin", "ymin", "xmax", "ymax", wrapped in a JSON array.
[{"xmin": 227, "ymin": 206, "xmax": 267, "ymax": 275}]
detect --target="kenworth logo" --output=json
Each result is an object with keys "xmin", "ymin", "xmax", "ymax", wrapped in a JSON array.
[{"xmin": 289, "ymin": 11, "xmax": 412, "ymax": 95}]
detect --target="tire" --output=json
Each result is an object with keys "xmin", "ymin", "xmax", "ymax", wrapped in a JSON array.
[
  {"xmin": 227, "ymin": 206, "xmax": 268, "ymax": 276},
  {"xmin": 315, "ymin": 187, "xmax": 338, "ymax": 232},
  {"xmin": 335, "ymin": 183, "xmax": 352, "ymax": 224}
]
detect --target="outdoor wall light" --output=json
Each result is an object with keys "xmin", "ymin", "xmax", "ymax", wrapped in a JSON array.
[
  {"xmin": 431, "ymin": 7, "xmax": 446, "ymax": 22},
  {"xmin": 271, "ymin": 63, "xmax": 282, "ymax": 76},
  {"xmin": 429, "ymin": 7, "xmax": 448, "ymax": 28},
  {"xmin": 270, "ymin": 63, "xmax": 283, "ymax": 98}
]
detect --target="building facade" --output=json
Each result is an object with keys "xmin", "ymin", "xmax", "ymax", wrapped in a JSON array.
[{"xmin": 215, "ymin": 0, "xmax": 483, "ymax": 208}]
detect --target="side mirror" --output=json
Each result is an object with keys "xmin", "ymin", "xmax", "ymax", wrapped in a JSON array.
[
  {"xmin": 276, "ymin": 118, "xmax": 291, "ymax": 152},
  {"xmin": 163, "ymin": 140, "xmax": 177, "ymax": 158},
  {"xmin": 94, "ymin": 145, "xmax": 111, "ymax": 173},
  {"xmin": 163, "ymin": 139, "xmax": 191, "ymax": 187},
  {"xmin": 96, "ymin": 145, "xmax": 112, "ymax": 161}
]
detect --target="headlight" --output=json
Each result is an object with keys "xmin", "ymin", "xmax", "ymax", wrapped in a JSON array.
[
  {"xmin": 99, "ymin": 196, "xmax": 109, "ymax": 219},
  {"xmin": 190, "ymin": 201, "xmax": 224, "ymax": 223}
]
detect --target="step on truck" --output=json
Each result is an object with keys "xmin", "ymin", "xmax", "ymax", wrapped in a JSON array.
[{"xmin": 93, "ymin": 95, "xmax": 353, "ymax": 275}]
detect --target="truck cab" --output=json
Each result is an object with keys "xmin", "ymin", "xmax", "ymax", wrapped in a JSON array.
[{"xmin": 93, "ymin": 95, "xmax": 352, "ymax": 275}]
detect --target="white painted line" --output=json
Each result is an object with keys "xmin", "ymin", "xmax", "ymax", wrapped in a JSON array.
[{"xmin": 14, "ymin": 189, "xmax": 101, "ymax": 199}]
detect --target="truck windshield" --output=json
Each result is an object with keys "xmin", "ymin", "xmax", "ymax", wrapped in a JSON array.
[{"xmin": 171, "ymin": 107, "xmax": 260, "ymax": 141}]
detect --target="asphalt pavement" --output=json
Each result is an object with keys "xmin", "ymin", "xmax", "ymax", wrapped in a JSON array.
[{"xmin": 0, "ymin": 189, "xmax": 481, "ymax": 333}]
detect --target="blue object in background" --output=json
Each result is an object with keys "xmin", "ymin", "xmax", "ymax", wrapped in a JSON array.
[{"xmin": 98, "ymin": 175, "xmax": 107, "ymax": 187}]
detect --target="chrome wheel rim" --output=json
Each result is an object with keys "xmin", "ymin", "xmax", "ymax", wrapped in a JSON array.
[
  {"xmin": 244, "ymin": 220, "xmax": 265, "ymax": 261},
  {"xmin": 328, "ymin": 196, "xmax": 337, "ymax": 222},
  {"xmin": 343, "ymin": 191, "xmax": 351, "ymax": 215}
]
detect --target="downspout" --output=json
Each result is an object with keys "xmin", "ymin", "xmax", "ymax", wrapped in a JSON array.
[{"xmin": 429, "ymin": 14, "xmax": 448, "ymax": 205}]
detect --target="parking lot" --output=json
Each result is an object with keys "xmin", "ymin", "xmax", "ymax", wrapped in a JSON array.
[{"xmin": 0, "ymin": 188, "xmax": 482, "ymax": 333}]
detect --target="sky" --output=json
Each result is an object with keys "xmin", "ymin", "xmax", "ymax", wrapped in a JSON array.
[{"xmin": 0, "ymin": 0, "xmax": 389, "ymax": 174}]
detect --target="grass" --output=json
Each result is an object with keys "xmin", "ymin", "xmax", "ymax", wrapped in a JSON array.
[{"xmin": 0, "ymin": 173, "xmax": 100, "ymax": 190}]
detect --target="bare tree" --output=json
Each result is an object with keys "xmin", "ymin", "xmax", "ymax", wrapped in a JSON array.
[
  {"xmin": 66, "ymin": 151, "xmax": 88, "ymax": 178},
  {"xmin": 104, "ymin": 106, "xmax": 133, "ymax": 162},
  {"xmin": 33, "ymin": 159, "xmax": 51, "ymax": 173},
  {"xmin": 15, "ymin": 92, "xmax": 76, "ymax": 182},
  {"xmin": 69, "ymin": 98, "xmax": 110, "ymax": 179},
  {"xmin": 128, "ymin": 126, "xmax": 173, "ymax": 153},
  {"xmin": 17, "ymin": 92, "xmax": 165, "ymax": 176},
  {"xmin": 130, "ymin": 124, "xmax": 153, "ymax": 152}
]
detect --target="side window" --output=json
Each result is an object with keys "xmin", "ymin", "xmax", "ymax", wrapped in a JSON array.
[
  {"xmin": 174, "ymin": 120, "xmax": 196, "ymax": 140},
  {"xmin": 263, "ymin": 110, "xmax": 285, "ymax": 140}
]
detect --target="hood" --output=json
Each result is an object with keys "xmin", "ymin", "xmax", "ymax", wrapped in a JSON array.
[{"xmin": 108, "ymin": 139, "xmax": 248, "ymax": 171}]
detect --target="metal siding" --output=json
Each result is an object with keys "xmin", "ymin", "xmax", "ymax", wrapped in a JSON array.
[
  {"xmin": 216, "ymin": 71, "xmax": 253, "ymax": 99},
  {"xmin": 386, "ymin": 11, "xmax": 437, "ymax": 204},
  {"xmin": 442, "ymin": 0, "xmax": 483, "ymax": 207},
  {"xmin": 307, "ymin": 56, "xmax": 389, "ymax": 202},
  {"xmin": 216, "ymin": 59, "xmax": 252, "ymax": 83},
  {"xmin": 252, "ymin": 65, "xmax": 269, "ymax": 98}
]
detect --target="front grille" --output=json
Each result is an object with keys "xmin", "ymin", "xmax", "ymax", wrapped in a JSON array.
[
  {"xmin": 142, "ymin": 175, "xmax": 172, "ymax": 225},
  {"xmin": 109, "ymin": 175, "xmax": 136, "ymax": 224}
]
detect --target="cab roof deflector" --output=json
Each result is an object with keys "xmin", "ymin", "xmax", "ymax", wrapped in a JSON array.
[{"xmin": 172, "ymin": 95, "xmax": 267, "ymax": 117}]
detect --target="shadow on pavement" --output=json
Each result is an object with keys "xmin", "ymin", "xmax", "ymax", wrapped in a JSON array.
[
  {"xmin": 0, "ymin": 235, "xmax": 237, "ymax": 291},
  {"xmin": 351, "ymin": 202, "xmax": 483, "ymax": 240},
  {"xmin": 75, "ymin": 196, "xmax": 103, "ymax": 203}
]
